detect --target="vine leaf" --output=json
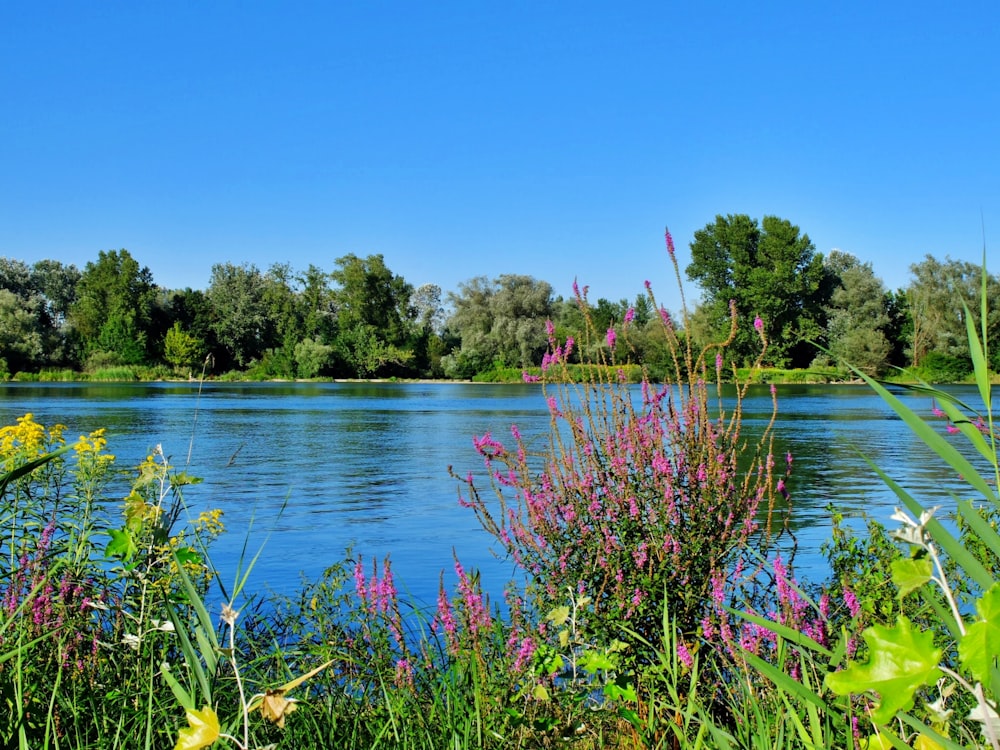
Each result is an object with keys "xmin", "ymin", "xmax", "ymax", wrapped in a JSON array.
[
  {"xmin": 958, "ymin": 582, "xmax": 1000, "ymax": 685},
  {"xmin": 825, "ymin": 616, "xmax": 942, "ymax": 724},
  {"xmin": 891, "ymin": 557, "xmax": 933, "ymax": 599}
]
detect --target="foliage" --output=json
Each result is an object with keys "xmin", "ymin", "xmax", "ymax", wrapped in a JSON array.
[
  {"xmin": 294, "ymin": 337, "xmax": 334, "ymax": 378},
  {"xmin": 813, "ymin": 250, "xmax": 895, "ymax": 376},
  {"xmin": 720, "ymin": 254, "xmax": 1000, "ymax": 749},
  {"xmin": 907, "ymin": 254, "xmax": 1000, "ymax": 369},
  {"xmin": 444, "ymin": 274, "xmax": 555, "ymax": 375},
  {"xmin": 457, "ymin": 231, "xmax": 786, "ymax": 674},
  {"xmin": 686, "ymin": 214, "xmax": 828, "ymax": 368},
  {"xmin": 164, "ymin": 322, "xmax": 208, "ymax": 374},
  {"xmin": 70, "ymin": 249, "xmax": 156, "ymax": 364},
  {"xmin": 206, "ymin": 262, "xmax": 273, "ymax": 368}
]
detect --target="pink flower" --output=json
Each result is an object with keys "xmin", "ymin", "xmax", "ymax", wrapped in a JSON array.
[
  {"xmin": 664, "ymin": 227, "xmax": 675, "ymax": 257},
  {"xmin": 522, "ymin": 371, "xmax": 540, "ymax": 383},
  {"xmin": 753, "ymin": 316, "xmax": 764, "ymax": 332},
  {"xmin": 624, "ymin": 307, "xmax": 635, "ymax": 325},
  {"xmin": 676, "ymin": 640, "xmax": 693, "ymax": 669},
  {"xmin": 843, "ymin": 588, "xmax": 860, "ymax": 619},
  {"xmin": 606, "ymin": 328, "xmax": 617, "ymax": 349}
]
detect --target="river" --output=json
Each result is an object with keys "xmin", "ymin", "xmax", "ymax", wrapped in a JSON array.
[{"xmin": 0, "ymin": 381, "xmax": 993, "ymax": 607}]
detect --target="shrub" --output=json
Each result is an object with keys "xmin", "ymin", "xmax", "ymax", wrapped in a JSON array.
[{"xmin": 457, "ymin": 230, "xmax": 788, "ymax": 667}]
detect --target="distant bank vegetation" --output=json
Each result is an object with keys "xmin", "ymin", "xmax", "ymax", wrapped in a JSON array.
[{"xmin": 2, "ymin": 215, "xmax": 998, "ymax": 383}]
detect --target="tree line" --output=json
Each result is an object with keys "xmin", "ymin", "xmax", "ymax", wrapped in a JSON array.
[{"xmin": 2, "ymin": 215, "xmax": 997, "ymax": 381}]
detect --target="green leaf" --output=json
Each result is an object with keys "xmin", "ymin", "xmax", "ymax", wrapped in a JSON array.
[
  {"xmin": 958, "ymin": 583, "xmax": 1000, "ymax": 685},
  {"xmin": 174, "ymin": 546, "xmax": 202, "ymax": 567},
  {"xmin": 0, "ymin": 444, "xmax": 71, "ymax": 498},
  {"xmin": 578, "ymin": 649, "xmax": 615, "ymax": 673},
  {"xmin": 825, "ymin": 616, "xmax": 942, "ymax": 724},
  {"xmin": 891, "ymin": 557, "xmax": 933, "ymax": 598},
  {"xmin": 546, "ymin": 605, "xmax": 570, "ymax": 626},
  {"xmin": 532, "ymin": 684, "xmax": 550, "ymax": 701},
  {"xmin": 105, "ymin": 529, "xmax": 138, "ymax": 561}
]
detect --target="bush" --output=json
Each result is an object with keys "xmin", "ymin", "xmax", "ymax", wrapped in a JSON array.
[
  {"xmin": 914, "ymin": 350, "xmax": 973, "ymax": 382},
  {"xmin": 458, "ymin": 234, "xmax": 788, "ymax": 672}
]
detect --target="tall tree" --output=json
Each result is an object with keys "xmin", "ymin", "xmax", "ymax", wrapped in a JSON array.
[
  {"xmin": 205, "ymin": 262, "xmax": 271, "ymax": 368},
  {"xmin": 686, "ymin": 215, "xmax": 828, "ymax": 367},
  {"xmin": 0, "ymin": 289, "xmax": 45, "ymax": 373},
  {"xmin": 815, "ymin": 250, "xmax": 893, "ymax": 375},
  {"xmin": 70, "ymin": 249, "xmax": 156, "ymax": 365},
  {"xmin": 331, "ymin": 254, "xmax": 416, "ymax": 376},
  {"xmin": 444, "ymin": 274, "xmax": 553, "ymax": 377},
  {"xmin": 905, "ymin": 254, "xmax": 1000, "ymax": 368}
]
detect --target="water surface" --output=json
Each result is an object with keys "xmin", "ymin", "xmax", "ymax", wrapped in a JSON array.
[{"xmin": 1, "ymin": 381, "xmax": 993, "ymax": 605}]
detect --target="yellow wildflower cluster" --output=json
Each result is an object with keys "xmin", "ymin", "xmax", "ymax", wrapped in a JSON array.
[
  {"xmin": 194, "ymin": 508, "xmax": 225, "ymax": 539},
  {"xmin": 73, "ymin": 428, "xmax": 115, "ymax": 467},
  {"xmin": 0, "ymin": 413, "xmax": 66, "ymax": 464}
]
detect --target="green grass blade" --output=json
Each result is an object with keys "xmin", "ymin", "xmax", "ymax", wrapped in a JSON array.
[
  {"xmin": 848, "ymin": 367, "xmax": 998, "ymax": 503},
  {"xmin": 964, "ymin": 299, "xmax": 992, "ymax": 412},
  {"xmin": 739, "ymin": 650, "xmax": 828, "ymax": 711},
  {"xmin": 956, "ymin": 498, "xmax": 1000, "ymax": 562},
  {"xmin": 863, "ymin": 455, "xmax": 994, "ymax": 589},
  {"xmin": 725, "ymin": 606, "xmax": 833, "ymax": 657},
  {"xmin": 165, "ymin": 600, "xmax": 212, "ymax": 707},
  {"xmin": 0, "ymin": 444, "xmax": 71, "ymax": 497}
]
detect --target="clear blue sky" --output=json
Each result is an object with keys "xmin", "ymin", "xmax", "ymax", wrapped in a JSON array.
[{"xmin": 3, "ymin": 1, "xmax": 998, "ymax": 312}]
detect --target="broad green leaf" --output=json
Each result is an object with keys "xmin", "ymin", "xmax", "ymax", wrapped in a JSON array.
[
  {"xmin": 532, "ymin": 684, "xmax": 550, "ymax": 701},
  {"xmin": 105, "ymin": 529, "xmax": 138, "ymax": 561},
  {"xmin": 958, "ymin": 583, "xmax": 1000, "ymax": 684},
  {"xmin": 558, "ymin": 628, "xmax": 569, "ymax": 648},
  {"xmin": 578, "ymin": 649, "xmax": 615, "ymax": 673},
  {"xmin": 604, "ymin": 676, "xmax": 637, "ymax": 702},
  {"xmin": 825, "ymin": 616, "xmax": 942, "ymax": 724},
  {"xmin": 174, "ymin": 546, "xmax": 202, "ymax": 567},
  {"xmin": 891, "ymin": 557, "xmax": 932, "ymax": 598},
  {"xmin": 546, "ymin": 605, "xmax": 570, "ymax": 626}
]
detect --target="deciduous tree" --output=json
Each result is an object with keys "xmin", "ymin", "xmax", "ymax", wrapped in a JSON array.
[
  {"xmin": 70, "ymin": 249, "xmax": 156, "ymax": 365},
  {"xmin": 686, "ymin": 215, "xmax": 827, "ymax": 367}
]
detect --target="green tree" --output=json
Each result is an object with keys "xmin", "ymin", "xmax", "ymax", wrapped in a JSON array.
[
  {"xmin": 205, "ymin": 263, "xmax": 271, "ymax": 368},
  {"xmin": 0, "ymin": 258, "xmax": 81, "ymax": 369},
  {"xmin": 298, "ymin": 264, "xmax": 337, "ymax": 342},
  {"xmin": 70, "ymin": 249, "xmax": 156, "ymax": 365},
  {"xmin": 444, "ymin": 274, "xmax": 554, "ymax": 377},
  {"xmin": 814, "ymin": 250, "xmax": 893, "ymax": 375},
  {"xmin": 331, "ymin": 254, "xmax": 416, "ymax": 377},
  {"xmin": 905, "ymin": 254, "xmax": 1000, "ymax": 370},
  {"xmin": 686, "ymin": 215, "xmax": 828, "ymax": 367},
  {"xmin": 293, "ymin": 337, "xmax": 334, "ymax": 378},
  {"xmin": 163, "ymin": 322, "xmax": 206, "ymax": 374},
  {"xmin": 0, "ymin": 288, "xmax": 45, "ymax": 373}
]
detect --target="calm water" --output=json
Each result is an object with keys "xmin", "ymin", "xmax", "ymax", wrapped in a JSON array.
[{"xmin": 0, "ymin": 381, "xmax": 994, "ymax": 605}]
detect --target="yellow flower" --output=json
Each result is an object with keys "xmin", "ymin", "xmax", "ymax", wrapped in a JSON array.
[{"xmin": 174, "ymin": 705, "xmax": 219, "ymax": 750}]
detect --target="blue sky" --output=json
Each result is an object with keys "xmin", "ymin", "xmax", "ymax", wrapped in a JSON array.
[{"xmin": 3, "ymin": 1, "xmax": 998, "ymax": 312}]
